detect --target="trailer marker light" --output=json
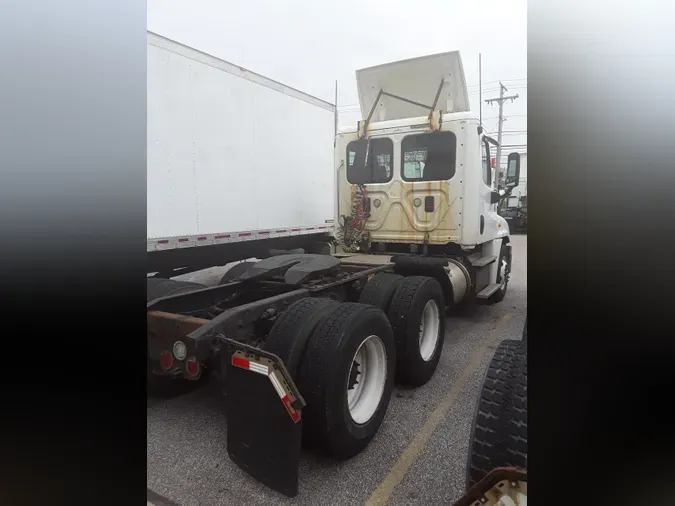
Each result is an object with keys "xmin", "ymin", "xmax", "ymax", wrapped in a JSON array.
[
  {"xmin": 159, "ymin": 351, "xmax": 173, "ymax": 370},
  {"xmin": 185, "ymin": 357, "xmax": 200, "ymax": 377},
  {"xmin": 173, "ymin": 341, "xmax": 187, "ymax": 361}
]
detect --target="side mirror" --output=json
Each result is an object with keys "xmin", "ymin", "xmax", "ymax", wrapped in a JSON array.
[
  {"xmin": 490, "ymin": 191, "xmax": 501, "ymax": 204},
  {"xmin": 505, "ymin": 152, "xmax": 521, "ymax": 189}
]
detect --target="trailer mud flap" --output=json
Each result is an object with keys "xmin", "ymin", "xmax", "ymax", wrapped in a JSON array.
[{"xmin": 223, "ymin": 340, "xmax": 305, "ymax": 497}]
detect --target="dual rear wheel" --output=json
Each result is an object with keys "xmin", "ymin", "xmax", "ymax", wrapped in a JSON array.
[{"xmin": 266, "ymin": 273, "xmax": 445, "ymax": 459}]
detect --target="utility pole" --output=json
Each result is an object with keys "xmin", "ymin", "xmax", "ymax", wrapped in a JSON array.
[
  {"xmin": 485, "ymin": 82, "xmax": 518, "ymax": 189},
  {"xmin": 334, "ymin": 80, "xmax": 338, "ymax": 147},
  {"xmin": 479, "ymin": 53, "xmax": 482, "ymax": 129}
]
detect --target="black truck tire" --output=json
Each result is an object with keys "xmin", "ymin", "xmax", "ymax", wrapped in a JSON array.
[
  {"xmin": 263, "ymin": 297, "xmax": 340, "ymax": 381},
  {"xmin": 387, "ymin": 276, "xmax": 445, "ymax": 386},
  {"xmin": 147, "ymin": 277, "xmax": 206, "ymax": 303},
  {"xmin": 489, "ymin": 242, "xmax": 511, "ymax": 303},
  {"xmin": 219, "ymin": 261, "xmax": 256, "ymax": 285},
  {"xmin": 466, "ymin": 338, "xmax": 527, "ymax": 489},
  {"xmin": 298, "ymin": 303, "xmax": 396, "ymax": 459},
  {"xmin": 358, "ymin": 273, "xmax": 405, "ymax": 312}
]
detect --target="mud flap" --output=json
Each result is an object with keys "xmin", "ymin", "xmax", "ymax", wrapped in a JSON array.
[{"xmin": 222, "ymin": 339, "xmax": 305, "ymax": 497}]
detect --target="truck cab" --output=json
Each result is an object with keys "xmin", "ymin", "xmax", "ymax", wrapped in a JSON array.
[
  {"xmin": 336, "ymin": 114, "xmax": 509, "ymax": 249},
  {"xmin": 335, "ymin": 51, "xmax": 520, "ymax": 303}
]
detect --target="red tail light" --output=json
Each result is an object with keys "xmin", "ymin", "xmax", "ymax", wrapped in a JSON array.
[
  {"xmin": 185, "ymin": 357, "xmax": 200, "ymax": 377},
  {"xmin": 159, "ymin": 350, "xmax": 173, "ymax": 370}
]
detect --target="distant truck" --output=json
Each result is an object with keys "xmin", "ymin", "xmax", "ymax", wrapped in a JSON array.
[
  {"xmin": 147, "ymin": 44, "xmax": 523, "ymax": 496},
  {"xmin": 147, "ymin": 31, "xmax": 336, "ymax": 278},
  {"xmin": 499, "ymin": 153, "xmax": 527, "ymax": 232}
]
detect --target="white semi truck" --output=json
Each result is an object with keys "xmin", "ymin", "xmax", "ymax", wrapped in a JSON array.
[{"xmin": 146, "ymin": 37, "xmax": 523, "ymax": 497}]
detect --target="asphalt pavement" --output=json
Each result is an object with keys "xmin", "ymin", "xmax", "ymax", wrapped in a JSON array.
[{"xmin": 147, "ymin": 234, "xmax": 527, "ymax": 506}]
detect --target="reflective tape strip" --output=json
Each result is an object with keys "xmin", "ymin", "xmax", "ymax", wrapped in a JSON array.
[
  {"xmin": 269, "ymin": 370, "xmax": 301, "ymax": 423},
  {"xmin": 281, "ymin": 395, "xmax": 301, "ymax": 423},
  {"xmin": 231, "ymin": 355, "xmax": 301, "ymax": 423},
  {"xmin": 231, "ymin": 355, "xmax": 269, "ymax": 375},
  {"xmin": 147, "ymin": 225, "xmax": 333, "ymax": 252},
  {"xmin": 249, "ymin": 362, "xmax": 269, "ymax": 375},
  {"xmin": 268, "ymin": 369, "xmax": 286, "ymax": 398}
]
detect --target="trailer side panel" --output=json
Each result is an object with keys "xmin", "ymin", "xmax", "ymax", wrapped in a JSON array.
[{"xmin": 147, "ymin": 33, "xmax": 335, "ymax": 242}]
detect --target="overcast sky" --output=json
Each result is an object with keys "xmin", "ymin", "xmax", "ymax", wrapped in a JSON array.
[{"xmin": 148, "ymin": 0, "xmax": 527, "ymax": 156}]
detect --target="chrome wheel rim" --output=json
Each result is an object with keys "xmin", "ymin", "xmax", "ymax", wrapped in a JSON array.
[
  {"xmin": 419, "ymin": 300, "xmax": 441, "ymax": 362},
  {"xmin": 347, "ymin": 335, "xmax": 387, "ymax": 424}
]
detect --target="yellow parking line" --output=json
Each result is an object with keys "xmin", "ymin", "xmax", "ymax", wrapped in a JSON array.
[{"xmin": 365, "ymin": 314, "xmax": 512, "ymax": 506}]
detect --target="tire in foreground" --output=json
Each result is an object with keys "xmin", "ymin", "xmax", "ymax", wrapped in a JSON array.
[
  {"xmin": 387, "ymin": 276, "xmax": 445, "ymax": 386},
  {"xmin": 298, "ymin": 302, "xmax": 396, "ymax": 459},
  {"xmin": 466, "ymin": 338, "xmax": 527, "ymax": 488}
]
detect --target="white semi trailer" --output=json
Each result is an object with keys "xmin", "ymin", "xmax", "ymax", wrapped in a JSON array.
[
  {"xmin": 147, "ymin": 31, "xmax": 336, "ymax": 278},
  {"xmin": 147, "ymin": 44, "xmax": 522, "ymax": 497}
]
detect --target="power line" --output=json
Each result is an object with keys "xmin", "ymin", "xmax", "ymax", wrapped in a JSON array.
[
  {"xmin": 483, "ymin": 114, "xmax": 527, "ymax": 120},
  {"xmin": 470, "ymin": 85, "xmax": 527, "ymax": 96},
  {"xmin": 484, "ymin": 82, "xmax": 519, "ymax": 181},
  {"xmin": 338, "ymin": 89, "xmax": 527, "ymax": 111},
  {"xmin": 467, "ymin": 78, "xmax": 527, "ymax": 89}
]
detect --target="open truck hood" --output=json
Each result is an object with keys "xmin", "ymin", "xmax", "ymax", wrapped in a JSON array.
[{"xmin": 356, "ymin": 51, "xmax": 470, "ymax": 122}]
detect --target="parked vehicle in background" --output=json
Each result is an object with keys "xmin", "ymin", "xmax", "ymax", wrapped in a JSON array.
[
  {"xmin": 499, "ymin": 152, "xmax": 527, "ymax": 233},
  {"xmin": 146, "ymin": 31, "xmax": 335, "ymax": 279}
]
